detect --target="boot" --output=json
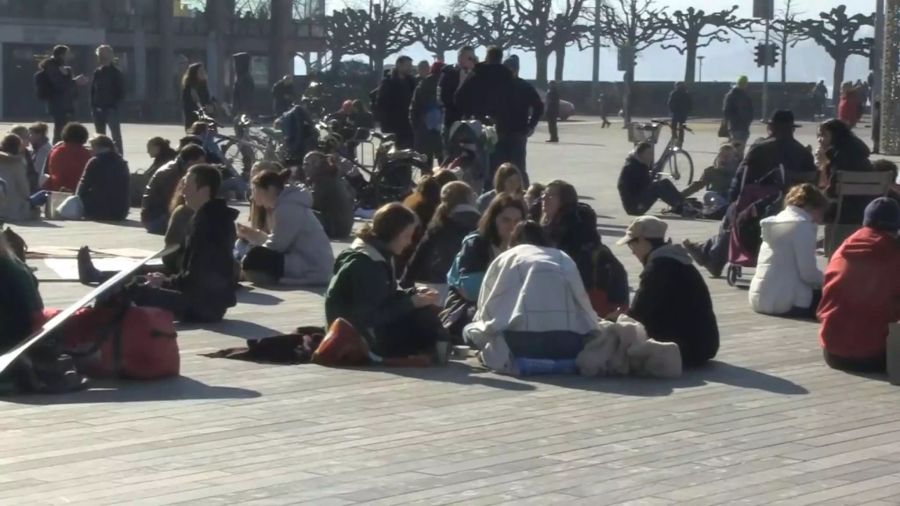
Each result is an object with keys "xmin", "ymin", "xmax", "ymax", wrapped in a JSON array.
[{"xmin": 77, "ymin": 247, "xmax": 104, "ymax": 285}]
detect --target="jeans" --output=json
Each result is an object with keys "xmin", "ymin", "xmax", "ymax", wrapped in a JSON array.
[
  {"xmin": 488, "ymin": 133, "xmax": 529, "ymax": 190},
  {"xmin": 627, "ymin": 179, "xmax": 684, "ymax": 215},
  {"xmin": 93, "ymin": 107, "xmax": 123, "ymax": 153}
]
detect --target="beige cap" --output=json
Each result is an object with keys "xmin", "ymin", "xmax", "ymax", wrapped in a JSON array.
[{"xmin": 616, "ymin": 216, "xmax": 668, "ymax": 245}]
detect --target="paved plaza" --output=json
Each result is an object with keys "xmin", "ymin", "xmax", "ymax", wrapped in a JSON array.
[{"xmin": 2, "ymin": 118, "xmax": 900, "ymax": 505}]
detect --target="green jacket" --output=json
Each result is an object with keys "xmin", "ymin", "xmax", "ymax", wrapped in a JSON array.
[
  {"xmin": 0, "ymin": 255, "xmax": 43, "ymax": 352},
  {"xmin": 325, "ymin": 238, "xmax": 415, "ymax": 342}
]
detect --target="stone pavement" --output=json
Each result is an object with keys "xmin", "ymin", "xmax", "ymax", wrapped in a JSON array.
[{"xmin": 2, "ymin": 118, "xmax": 900, "ymax": 506}]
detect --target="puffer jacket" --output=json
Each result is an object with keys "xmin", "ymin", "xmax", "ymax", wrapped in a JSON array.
[
  {"xmin": 263, "ymin": 185, "xmax": 334, "ymax": 285},
  {"xmin": 749, "ymin": 206, "xmax": 823, "ymax": 315}
]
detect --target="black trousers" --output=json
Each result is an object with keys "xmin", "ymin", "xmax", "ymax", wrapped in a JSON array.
[
  {"xmin": 824, "ymin": 350, "xmax": 886, "ymax": 374},
  {"xmin": 241, "ymin": 246, "xmax": 285, "ymax": 285},
  {"xmin": 548, "ymin": 117, "xmax": 559, "ymax": 141},
  {"xmin": 627, "ymin": 179, "xmax": 684, "ymax": 215},
  {"xmin": 374, "ymin": 307, "xmax": 449, "ymax": 358},
  {"xmin": 51, "ymin": 110, "xmax": 73, "ymax": 145}
]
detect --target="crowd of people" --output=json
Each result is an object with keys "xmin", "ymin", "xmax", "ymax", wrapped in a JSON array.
[{"xmin": 0, "ymin": 43, "xmax": 898, "ymax": 393}]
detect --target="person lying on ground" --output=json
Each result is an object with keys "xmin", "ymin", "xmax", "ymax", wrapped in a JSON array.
[
  {"xmin": 442, "ymin": 194, "xmax": 526, "ymax": 339},
  {"xmin": 617, "ymin": 141, "xmax": 693, "ymax": 217},
  {"xmin": 43, "ymin": 122, "xmax": 91, "ymax": 192},
  {"xmin": 818, "ymin": 198, "xmax": 900, "ymax": 373},
  {"xmin": 76, "ymin": 135, "xmax": 129, "ymax": 222},
  {"xmin": 618, "ymin": 216, "xmax": 719, "ymax": 368},
  {"xmin": 402, "ymin": 181, "xmax": 480, "ymax": 288},
  {"xmin": 141, "ymin": 144, "xmax": 206, "ymax": 235},
  {"xmin": 476, "ymin": 163, "xmax": 524, "ymax": 212},
  {"xmin": 240, "ymin": 169, "xmax": 334, "ymax": 287},
  {"xmin": 80, "ymin": 164, "xmax": 239, "ymax": 323},
  {"xmin": 749, "ymin": 184, "xmax": 828, "ymax": 319},
  {"xmin": 325, "ymin": 202, "xmax": 450, "ymax": 359}
]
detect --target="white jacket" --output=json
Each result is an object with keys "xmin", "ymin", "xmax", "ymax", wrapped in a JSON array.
[
  {"xmin": 464, "ymin": 244, "xmax": 599, "ymax": 373},
  {"xmin": 749, "ymin": 206, "xmax": 824, "ymax": 314}
]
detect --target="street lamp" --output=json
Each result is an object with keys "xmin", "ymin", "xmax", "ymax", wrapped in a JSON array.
[{"xmin": 697, "ymin": 56, "xmax": 705, "ymax": 82}]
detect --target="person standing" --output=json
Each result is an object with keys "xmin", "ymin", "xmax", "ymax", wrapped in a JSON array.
[
  {"xmin": 35, "ymin": 45, "xmax": 87, "ymax": 144},
  {"xmin": 667, "ymin": 82, "xmax": 692, "ymax": 146},
  {"xmin": 838, "ymin": 82, "xmax": 863, "ymax": 128},
  {"xmin": 416, "ymin": 60, "xmax": 430, "ymax": 83},
  {"xmin": 271, "ymin": 74, "xmax": 295, "ymax": 115},
  {"xmin": 90, "ymin": 45, "xmax": 126, "ymax": 154},
  {"xmin": 181, "ymin": 63, "xmax": 212, "ymax": 130},
  {"xmin": 375, "ymin": 56, "xmax": 417, "ymax": 149},
  {"xmin": 438, "ymin": 46, "xmax": 477, "ymax": 141},
  {"xmin": 812, "ymin": 81, "xmax": 828, "ymax": 119},
  {"xmin": 722, "ymin": 75, "xmax": 754, "ymax": 152},
  {"xmin": 231, "ymin": 52, "xmax": 255, "ymax": 120},
  {"xmin": 546, "ymin": 81, "xmax": 560, "ymax": 143},
  {"xmin": 597, "ymin": 93, "xmax": 611, "ymax": 128},
  {"xmin": 410, "ymin": 62, "xmax": 446, "ymax": 170}
]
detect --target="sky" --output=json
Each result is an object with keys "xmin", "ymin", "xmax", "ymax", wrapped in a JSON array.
[{"xmin": 306, "ymin": 0, "xmax": 878, "ymax": 85}]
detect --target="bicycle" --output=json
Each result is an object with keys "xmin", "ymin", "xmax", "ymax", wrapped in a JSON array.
[{"xmin": 628, "ymin": 119, "xmax": 695, "ymax": 189}]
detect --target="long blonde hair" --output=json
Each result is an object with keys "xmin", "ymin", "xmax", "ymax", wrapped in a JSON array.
[{"xmin": 429, "ymin": 181, "xmax": 475, "ymax": 230}]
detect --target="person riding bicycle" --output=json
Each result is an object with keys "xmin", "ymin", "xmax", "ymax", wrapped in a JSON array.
[
  {"xmin": 667, "ymin": 82, "xmax": 692, "ymax": 146},
  {"xmin": 617, "ymin": 142, "xmax": 693, "ymax": 218}
]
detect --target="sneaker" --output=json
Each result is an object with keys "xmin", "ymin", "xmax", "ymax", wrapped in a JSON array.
[{"xmin": 682, "ymin": 240, "xmax": 708, "ymax": 267}]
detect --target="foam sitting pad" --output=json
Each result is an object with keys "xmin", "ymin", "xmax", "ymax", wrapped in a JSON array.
[{"xmin": 312, "ymin": 318, "xmax": 370, "ymax": 366}]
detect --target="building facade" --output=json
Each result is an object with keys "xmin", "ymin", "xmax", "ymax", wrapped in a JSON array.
[{"xmin": 0, "ymin": 0, "xmax": 325, "ymax": 121}]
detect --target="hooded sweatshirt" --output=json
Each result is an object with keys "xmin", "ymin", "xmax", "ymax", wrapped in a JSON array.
[
  {"xmin": 749, "ymin": 206, "xmax": 823, "ymax": 315},
  {"xmin": 263, "ymin": 185, "xmax": 334, "ymax": 285},
  {"xmin": 818, "ymin": 227, "xmax": 900, "ymax": 360},
  {"xmin": 401, "ymin": 204, "xmax": 481, "ymax": 285},
  {"xmin": 0, "ymin": 152, "xmax": 32, "ymax": 222},
  {"xmin": 628, "ymin": 243, "xmax": 719, "ymax": 367}
]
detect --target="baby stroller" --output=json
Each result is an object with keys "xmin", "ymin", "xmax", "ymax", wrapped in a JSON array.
[
  {"xmin": 441, "ymin": 120, "xmax": 495, "ymax": 193},
  {"xmin": 725, "ymin": 165, "xmax": 785, "ymax": 287}
]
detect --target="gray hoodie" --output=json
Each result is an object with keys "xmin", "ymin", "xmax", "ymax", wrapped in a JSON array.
[{"xmin": 264, "ymin": 185, "xmax": 334, "ymax": 285}]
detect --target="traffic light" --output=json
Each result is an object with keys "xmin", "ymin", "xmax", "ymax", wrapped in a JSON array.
[
  {"xmin": 754, "ymin": 43, "xmax": 765, "ymax": 67},
  {"xmin": 769, "ymin": 44, "xmax": 780, "ymax": 66}
]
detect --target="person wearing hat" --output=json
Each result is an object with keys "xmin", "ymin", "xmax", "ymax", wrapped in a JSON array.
[
  {"xmin": 618, "ymin": 216, "xmax": 719, "ymax": 368},
  {"xmin": 410, "ymin": 61, "xmax": 446, "ymax": 169},
  {"xmin": 722, "ymin": 75, "xmax": 754, "ymax": 150},
  {"xmin": 818, "ymin": 197, "xmax": 900, "ymax": 373}
]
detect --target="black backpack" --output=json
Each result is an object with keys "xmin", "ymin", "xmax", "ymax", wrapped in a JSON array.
[{"xmin": 34, "ymin": 69, "xmax": 53, "ymax": 101}]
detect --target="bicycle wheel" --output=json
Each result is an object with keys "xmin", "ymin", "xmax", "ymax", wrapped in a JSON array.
[{"xmin": 666, "ymin": 149, "xmax": 694, "ymax": 189}]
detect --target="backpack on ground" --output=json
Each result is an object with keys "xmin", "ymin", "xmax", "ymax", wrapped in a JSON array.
[{"xmin": 34, "ymin": 69, "xmax": 53, "ymax": 101}]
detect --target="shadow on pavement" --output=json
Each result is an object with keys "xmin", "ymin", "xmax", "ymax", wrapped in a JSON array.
[
  {"xmin": 183, "ymin": 319, "xmax": 284, "ymax": 339},
  {"xmin": 6, "ymin": 376, "xmax": 261, "ymax": 404},
  {"xmin": 374, "ymin": 361, "xmax": 537, "ymax": 392}
]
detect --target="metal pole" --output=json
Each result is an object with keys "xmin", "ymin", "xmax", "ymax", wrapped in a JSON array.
[
  {"xmin": 882, "ymin": 0, "xmax": 900, "ymax": 154},
  {"xmin": 874, "ymin": 0, "xmax": 884, "ymax": 107},
  {"xmin": 762, "ymin": 19, "xmax": 770, "ymax": 120},
  {"xmin": 591, "ymin": 0, "xmax": 601, "ymax": 109},
  {"xmin": 698, "ymin": 56, "xmax": 704, "ymax": 82}
]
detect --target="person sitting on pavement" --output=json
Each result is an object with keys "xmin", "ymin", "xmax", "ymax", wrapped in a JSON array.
[
  {"xmin": 872, "ymin": 159, "xmax": 900, "ymax": 206},
  {"xmin": 80, "ymin": 164, "xmax": 239, "ymax": 323},
  {"xmin": 524, "ymin": 182, "xmax": 545, "ymax": 220},
  {"xmin": 749, "ymin": 184, "xmax": 828, "ymax": 319},
  {"xmin": 0, "ymin": 135, "xmax": 35, "ymax": 223},
  {"xmin": 617, "ymin": 141, "xmax": 692, "ymax": 217},
  {"xmin": 0, "ymin": 232, "xmax": 43, "ymax": 354},
  {"xmin": 401, "ymin": 181, "xmax": 480, "ymax": 289},
  {"xmin": 441, "ymin": 194, "xmax": 526, "ymax": 340},
  {"xmin": 141, "ymin": 144, "xmax": 206, "ymax": 235},
  {"xmin": 463, "ymin": 220, "xmax": 599, "ymax": 374},
  {"xmin": 325, "ymin": 203, "xmax": 450, "ymax": 359},
  {"xmin": 398, "ymin": 171, "xmax": 459, "ymax": 271},
  {"xmin": 145, "ymin": 137, "xmax": 177, "ymax": 180},
  {"xmin": 817, "ymin": 118, "xmax": 875, "ymax": 225},
  {"xmin": 240, "ymin": 170, "xmax": 334, "ymax": 287},
  {"xmin": 476, "ymin": 163, "xmax": 524, "ymax": 212},
  {"xmin": 682, "ymin": 143, "xmax": 740, "ymax": 218},
  {"xmin": 618, "ymin": 216, "xmax": 719, "ymax": 368},
  {"xmin": 75, "ymin": 135, "xmax": 129, "ymax": 222},
  {"xmin": 43, "ymin": 122, "xmax": 91, "ymax": 192},
  {"xmin": 27, "ymin": 123, "xmax": 52, "ymax": 190},
  {"xmin": 10, "ymin": 125, "xmax": 38, "ymax": 194},
  {"xmin": 302, "ymin": 151, "xmax": 356, "ymax": 239},
  {"xmin": 163, "ymin": 183, "xmax": 193, "ymax": 274},
  {"xmin": 818, "ymin": 198, "xmax": 900, "ymax": 373}
]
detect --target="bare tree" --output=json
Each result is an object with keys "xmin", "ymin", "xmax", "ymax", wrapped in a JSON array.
[
  {"xmin": 548, "ymin": 10, "xmax": 591, "ymax": 82},
  {"xmin": 339, "ymin": 1, "xmax": 416, "ymax": 78},
  {"xmin": 408, "ymin": 14, "xmax": 476, "ymax": 60},
  {"xmin": 502, "ymin": 0, "xmax": 587, "ymax": 86},
  {"xmin": 770, "ymin": 0, "xmax": 809, "ymax": 84},
  {"xmin": 462, "ymin": 2, "xmax": 523, "ymax": 51},
  {"xmin": 660, "ymin": 6, "xmax": 753, "ymax": 83},
  {"xmin": 594, "ymin": 0, "xmax": 672, "ymax": 124},
  {"xmin": 795, "ymin": 5, "xmax": 874, "ymax": 104},
  {"xmin": 319, "ymin": 9, "xmax": 357, "ymax": 73}
]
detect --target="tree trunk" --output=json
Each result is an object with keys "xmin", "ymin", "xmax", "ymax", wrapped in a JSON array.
[
  {"xmin": 684, "ymin": 41, "xmax": 697, "ymax": 83},
  {"xmin": 832, "ymin": 55, "xmax": 846, "ymax": 106},
  {"xmin": 330, "ymin": 52, "xmax": 343, "ymax": 75},
  {"xmin": 534, "ymin": 46, "xmax": 550, "ymax": 88},
  {"xmin": 554, "ymin": 47, "xmax": 566, "ymax": 82}
]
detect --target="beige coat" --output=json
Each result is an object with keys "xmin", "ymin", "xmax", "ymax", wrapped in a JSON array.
[{"xmin": 0, "ymin": 152, "xmax": 33, "ymax": 223}]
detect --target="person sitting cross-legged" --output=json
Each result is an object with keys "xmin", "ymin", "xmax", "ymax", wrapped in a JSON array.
[
  {"xmin": 617, "ymin": 216, "xmax": 719, "ymax": 368},
  {"xmin": 141, "ymin": 144, "xmax": 206, "ymax": 235},
  {"xmin": 79, "ymin": 164, "xmax": 239, "ymax": 323},
  {"xmin": 76, "ymin": 135, "xmax": 129, "ymax": 222},
  {"xmin": 617, "ymin": 141, "xmax": 692, "ymax": 217}
]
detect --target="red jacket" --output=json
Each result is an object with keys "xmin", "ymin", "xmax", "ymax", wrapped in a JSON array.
[
  {"xmin": 837, "ymin": 91, "xmax": 863, "ymax": 127},
  {"xmin": 44, "ymin": 142, "xmax": 91, "ymax": 192},
  {"xmin": 818, "ymin": 227, "xmax": 900, "ymax": 360}
]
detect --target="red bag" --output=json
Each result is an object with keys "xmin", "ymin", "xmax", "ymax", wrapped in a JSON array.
[
  {"xmin": 312, "ymin": 318, "xmax": 370, "ymax": 366},
  {"xmin": 64, "ymin": 306, "xmax": 180, "ymax": 380}
]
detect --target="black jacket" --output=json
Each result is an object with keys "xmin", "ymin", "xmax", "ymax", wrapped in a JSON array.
[
  {"xmin": 824, "ymin": 135, "xmax": 875, "ymax": 224},
  {"xmin": 728, "ymin": 136, "xmax": 817, "ymax": 203},
  {"xmin": 545, "ymin": 87, "xmax": 560, "ymax": 117},
  {"xmin": 438, "ymin": 65, "xmax": 468, "ymax": 130},
  {"xmin": 141, "ymin": 159, "xmax": 186, "ymax": 225},
  {"xmin": 147, "ymin": 145, "xmax": 177, "ymax": 180},
  {"xmin": 271, "ymin": 78, "xmax": 295, "ymax": 115},
  {"xmin": 182, "ymin": 83, "xmax": 211, "ymax": 118},
  {"xmin": 506, "ymin": 78, "xmax": 544, "ymax": 136},
  {"xmin": 668, "ymin": 88, "xmax": 692, "ymax": 124},
  {"xmin": 628, "ymin": 244, "xmax": 719, "ymax": 368},
  {"xmin": 232, "ymin": 74, "xmax": 255, "ymax": 116},
  {"xmin": 90, "ymin": 64, "xmax": 125, "ymax": 110},
  {"xmin": 454, "ymin": 62, "xmax": 517, "ymax": 133},
  {"xmin": 617, "ymin": 155, "xmax": 654, "ymax": 215},
  {"xmin": 76, "ymin": 151, "xmax": 130, "ymax": 221},
  {"xmin": 547, "ymin": 202, "xmax": 601, "ymax": 289},
  {"xmin": 410, "ymin": 73, "xmax": 441, "ymax": 133},
  {"xmin": 723, "ymin": 86, "xmax": 754, "ymax": 131},
  {"xmin": 376, "ymin": 71, "xmax": 417, "ymax": 138},
  {"xmin": 165, "ymin": 198, "xmax": 238, "ymax": 322},
  {"xmin": 401, "ymin": 207, "xmax": 481, "ymax": 286},
  {"xmin": 40, "ymin": 58, "xmax": 77, "ymax": 114}
]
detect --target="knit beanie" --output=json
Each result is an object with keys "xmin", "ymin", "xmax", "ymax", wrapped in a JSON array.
[{"xmin": 863, "ymin": 197, "xmax": 900, "ymax": 232}]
